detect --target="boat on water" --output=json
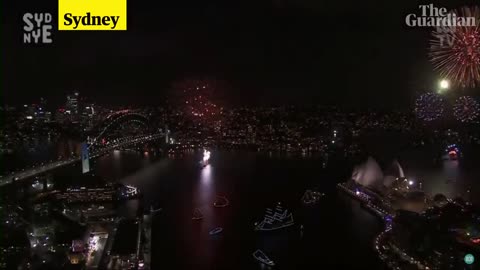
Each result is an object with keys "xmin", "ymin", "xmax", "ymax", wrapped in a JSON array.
[
  {"xmin": 255, "ymin": 202, "xmax": 294, "ymax": 231},
  {"xmin": 209, "ymin": 227, "xmax": 223, "ymax": 235},
  {"xmin": 444, "ymin": 144, "xmax": 460, "ymax": 160},
  {"xmin": 200, "ymin": 149, "xmax": 211, "ymax": 167},
  {"xmin": 301, "ymin": 190, "xmax": 324, "ymax": 205},
  {"xmin": 192, "ymin": 208, "xmax": 204, "ymax": 220},
  {"xmin": 150, "ymin": 205, "xmax": 162, "ymax": 213},
  {"xmin": 213, "ymin": 195, "xmax": 230, "ymax": 208},
  {"xmin": 252, "ymin": 249, "xmax": 275, "ymax": 266}
]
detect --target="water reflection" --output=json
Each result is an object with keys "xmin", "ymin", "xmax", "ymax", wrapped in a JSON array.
[
  {"xmin": 118, "ymin": 199, "xmax": 141, "ymax": 219},
  {"xmin": 399, "ymin": 150, "xmax": 480, "ymax": 204},
  {"xmin": 443, "ymin": 159, "xmax": 460, "ymax": 182},
  {"xmin": 198, "ymin": 165, "xmax": 214, "ymax": 204},
  {"xmin": 201, "ymin": 165, "xmax": 212, "ymax": 184},
  {"xmin": 1, "ymin": 137, "xmax": 81, "ymax": 173},
  {"xmin": 4, "ymin": 146, "xmax": 480, "ymax": 269},
  {"xmin": 195, "ymin": 164, "xmax": 219, "ymax": 234}
]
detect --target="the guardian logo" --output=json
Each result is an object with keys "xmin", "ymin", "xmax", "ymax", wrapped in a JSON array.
[
  {"xmin": 23, "ymin": 13, "xmax": 53, "ymax": 44},
  {"xmin": 405, "ymin": 4, "xmax": 476, "ymax": 27}
]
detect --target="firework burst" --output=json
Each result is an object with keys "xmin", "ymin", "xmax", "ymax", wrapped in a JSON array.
[
  {"xmin": 172, "ymin": 78, "xmax": 222, "ymax": 120},
  {"xmin": 415, "ymin": 93, "xmax": 446, "ymax": 121},
  {"xmin": 429, "ymin": 6, "xmax": 480, "ymax": 88},
  {"xmin": 453, "ymin": 96, "xmax": 480, "ymax": 122}
]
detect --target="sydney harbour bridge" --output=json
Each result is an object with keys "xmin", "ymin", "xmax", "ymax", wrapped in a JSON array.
[{"xmin": 0, "ymin": 110, "xmax": 172, "ymax": 187}]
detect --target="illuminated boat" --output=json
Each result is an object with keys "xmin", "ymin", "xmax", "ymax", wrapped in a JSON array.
[
  {"xmin": 471, "ymin": 237, "xmax": 480, "ymax": 244},
  {"xmin": 200, "ymin": 149, "xmax": 211, "ymax": 167},
  {"xmin": 445, "ymin": 144, "xmax": 460, "ymax": 160},
  {"xmin": 301, "ymin": 190, "xmax": 324, "ymax": 205},
  {"xmin": 150, "ymin": 204, "xmax": 162, "ymax": 214},
  {"xmin": 252, "ymin": 249, "xmax": 275, "ymax": 266},
  {"xmin": 213, "ymin": 195, "xmax": 230, "ymax": 208},
  {"xmin": 255, "ymin": 202, "xmax": 294, "ymax": 231},
  {"xmin": 192, "ymin": 208, "xmax": 203, "ymax": 220},
  {"xmin": 209, "ymin": 227, "xmax": 223, "ymax": 235}
]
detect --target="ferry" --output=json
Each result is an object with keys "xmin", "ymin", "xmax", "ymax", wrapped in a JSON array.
[
  {"xmin": 255, "ymin": 202, "xmax": 294, "ymax": 231},
  {"xmin": 301, "ymin": 190, "xmax": 324, "ymax": 205},
  {"xmin": 192, "ymin": 208, "xmax": 204, "ymax": 220},
  {"xmin": 252, "ymin": 249, "xmax": 275, "ymax": 266},
  {"xmin": 213, "ymin": 195, "xmax": 230, "ymax": 208},
  {"xmin": 209, "ymin": 227, "xmax": 223, "ymax": 235}
]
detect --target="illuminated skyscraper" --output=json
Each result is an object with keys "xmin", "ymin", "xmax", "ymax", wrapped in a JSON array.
[
  {"xmin": 65, "ymin": 91, "xmax": 80, "ymax": 122},
  {"xmin": 66, "ymin": 91, "xmax": 79, "ymax": 115}
]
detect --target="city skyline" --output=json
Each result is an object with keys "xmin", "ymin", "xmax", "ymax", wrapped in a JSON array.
[{"xmin": 2, "ymin": 0, "xmax": 480, "ymax": 269}]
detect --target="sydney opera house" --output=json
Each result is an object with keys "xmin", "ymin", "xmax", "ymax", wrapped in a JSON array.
[
  {"xmin": 351, "ymin": 157, "xmax": 406, "ymax": 189},
  {"xmin": 344, "ymin": 157, "xmax": 428, "ymax": 213},
  {"xmin": 342, "ymin": 157, "xmax": 480, "ymax": 268}
]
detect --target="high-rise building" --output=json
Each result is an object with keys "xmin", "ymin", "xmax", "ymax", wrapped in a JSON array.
[
  {"xmin": 39, "ymin": 97, "xmax": 47, "ymax": 110},
  {"xmin": 35, "ymin": 97, "xmax": 50, "ymax": 123},
  {"xmin": 22, "ymin": 104, "xmax": 33, "ymax": 119},
  {"xmin": 55, "ymin": 108, "xmax": 67, "ymax": 123},
  {"xmin": 81, "ymin": 104, "xmax": 95, "ymax": 127},
  {"xmin": 66, "ymin": 91, "xmax": 79, "ymax": 115},
  {"xmin": 65, "ymin": 91, "xmax": 80, "ymax": 122}
]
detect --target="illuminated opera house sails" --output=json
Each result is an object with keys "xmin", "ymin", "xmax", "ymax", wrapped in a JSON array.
[
  {"xmin": 351, "ymin": 157, "xmax": 384, "ymax": 188},
  {"xmin": 351, "ymin": 157, "xmax": 406, "ymax": 189}
]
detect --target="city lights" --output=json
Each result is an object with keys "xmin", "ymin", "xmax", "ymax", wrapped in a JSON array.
[{"xmin": 3, "ymin": 3, "xmax": 480, "ymax": 270}]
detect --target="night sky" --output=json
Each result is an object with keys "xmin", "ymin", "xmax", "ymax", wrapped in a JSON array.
[{"xmin": 2, "ymin": 0, "xmax": 478, "ymax": 108}]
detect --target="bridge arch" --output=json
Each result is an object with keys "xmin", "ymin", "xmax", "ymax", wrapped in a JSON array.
[{"xmin": 88, "ymin": 110, "xmax": 156, "ymax": 146}]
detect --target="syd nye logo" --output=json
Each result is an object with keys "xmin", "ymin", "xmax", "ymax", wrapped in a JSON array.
[{"xmin": 23, "ymin": 13, "xmax": 53, "ymax": 44}]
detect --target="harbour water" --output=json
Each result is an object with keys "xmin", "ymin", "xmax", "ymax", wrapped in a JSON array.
[
  {"xmin": 3, "ymin": 139, "xmax": 480, "ymax": 269},
  {"xmin": 125, "ymin": 152, "xmax": 385, "ymax": 269}
]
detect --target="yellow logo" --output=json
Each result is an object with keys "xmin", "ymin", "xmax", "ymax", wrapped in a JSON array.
[{"xmin": 58, "ymin": 0, "xmax": 127, "ymax": 30}]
